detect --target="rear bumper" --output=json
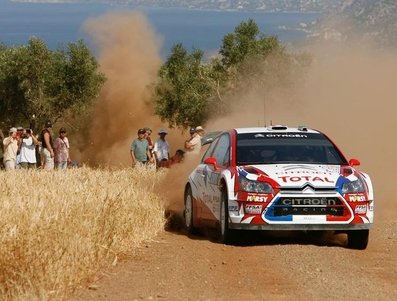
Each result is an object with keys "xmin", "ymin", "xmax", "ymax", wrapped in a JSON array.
[{"xmin": 229, "ymin": 223, "xmax": 372, "ymax": 231}]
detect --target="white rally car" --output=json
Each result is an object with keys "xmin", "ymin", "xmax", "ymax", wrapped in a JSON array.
[{"xmin": 184, "ymin": 125, "xmax": 374, "ymax": 249}]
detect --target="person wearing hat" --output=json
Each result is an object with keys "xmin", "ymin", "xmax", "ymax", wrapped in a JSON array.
[
  {"xmin": 40, "ymin": 120, "xmax": 55, "ymax": 170},
  {"xmin": 195, "ymin": 126, "xmax": 205, "ymax": 137},
  {"xmin": 53, "ymin": 127, "xmax": 70, "ymax": 170},
  {"xmin": 184, "ymin": 127, "xmax": 201, "ymax": 154},
  {"xmin": 2, "ymin": 127, "xmax": 19, "ymax": 170},
  {"xmin": 153, "ymin": 128, "xmax": 170, "ymax": 168},
  {"xmin": 130, "ymin": 128, "xmax": 153, "ymax": 167},
  {"xmin": 195, "ymin": 126, "xmax": 205, "ymax": 146}
]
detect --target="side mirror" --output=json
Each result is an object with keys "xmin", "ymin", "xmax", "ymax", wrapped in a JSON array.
[
  {"xmin": 204, "ymin": 157, "xmax": 218, "ymax": 171},
  {"xmin": 349, "ymin": 158, "xmax": 360, "ymax": 167}
]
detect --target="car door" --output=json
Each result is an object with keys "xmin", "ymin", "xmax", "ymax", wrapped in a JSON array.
[
  {"xmin": 190, "ymin": 137, "xmax": 219, "ymax": 221},
  {"xmin": 203, "ymin": 134, "xmax": 231, "ymax": 222}
]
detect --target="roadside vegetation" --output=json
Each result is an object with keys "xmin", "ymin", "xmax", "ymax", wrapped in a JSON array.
[
  {"xmin": 154, "ymin": 19, "xmax": 311, "ymax": 129},
  {"xmin": 0, "ymin": 38, "xmax": 105, "ymax": 132},
  {"xmin": 0, "ymin": 167, "xmax": 166, "ymax": 300}
]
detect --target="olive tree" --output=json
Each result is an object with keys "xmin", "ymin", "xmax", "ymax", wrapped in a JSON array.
[
  {"xmin": 154, "ymin": 19, "xmax": 311, "ymax": 129},
  {"xmin": 154, "ymin": 44, "xmax": 212, "ymax": 128},
  {"xmin": 0, "ymin": 37, "xmax": 105, "ymax": 131}
]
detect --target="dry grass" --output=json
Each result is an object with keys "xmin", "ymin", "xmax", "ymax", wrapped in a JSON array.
[{"xmin": 0, "ymin": 166, "xmax": 166, "ymax": 301}]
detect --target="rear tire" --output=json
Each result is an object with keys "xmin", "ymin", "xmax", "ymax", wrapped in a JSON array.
[
  {"xmin": 347, "ymin": 230, "xmax": 369, "ymax": 250},
  {"xmin": 219, "ymin": 190, "xmax": 234, "ymax": 244},
  {"xmin": 184, "ymin": 186, "xmax": 197, "ymax": 234}
]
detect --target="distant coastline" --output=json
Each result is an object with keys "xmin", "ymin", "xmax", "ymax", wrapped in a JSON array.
[
  {"xmin": 8, "ymin": 0, "xmax": 324, "ymax": 13},
  {"xmin": 0, "ymin": 1, "xmax": 321, "ymax": 56}
]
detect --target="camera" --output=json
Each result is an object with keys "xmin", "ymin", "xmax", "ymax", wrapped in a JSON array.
[{"xmin": 26, "ymin": 129, "xmax": 32, "ymax": 134}]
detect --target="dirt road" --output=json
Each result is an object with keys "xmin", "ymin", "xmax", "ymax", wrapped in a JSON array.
[{"xmin": 71, "ymin": 210, "xmax": 397, "ymax": 301}]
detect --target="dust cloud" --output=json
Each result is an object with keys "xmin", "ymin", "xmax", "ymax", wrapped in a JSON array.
[
  {"xmin": 297, "ymin": 43, "xmax": 397, "ymax": 220},
  {"xmin": 80, "ymin": 10, "xmax": 198, "ymax": 218},
  {"xmin": 206, "ymin": 41, "xmax": 397, "ymax": 219},
  {"xmin": 82, "ymin": 11, "xmax": 165, "ymax": 166}
]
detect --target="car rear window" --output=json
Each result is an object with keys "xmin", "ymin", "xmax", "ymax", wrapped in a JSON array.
[{"xmin": 236, "ymin": 132, "xmax": 347, "ymax": 165}]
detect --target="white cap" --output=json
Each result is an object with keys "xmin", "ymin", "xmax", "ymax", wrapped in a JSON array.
[
  {"xmin": 9, "ymin": 127, "xmax": 17, "ymax": 133},
  {"xmin": 195, "ymin": 126, "xmax": 204, "ymax": 132},
  {"xmin": 158, "ymin": 128, "xmax": 168, "ymax": 134}
]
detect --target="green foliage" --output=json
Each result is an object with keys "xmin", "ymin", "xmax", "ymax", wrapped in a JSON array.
[
  {"xmin": 0, "ymin": 38, "xmax": 105, "ymax": 131},
  {"xmin": 219, "ymin": 19, "xmax": 282, "ymax": 68},
  {"xmin": 154, "ymin": 44, "xmax": 212, "ymax": 128},
  {"xmin": 154, "ymin": 19, "xmax": 310, "ymax": 129}
]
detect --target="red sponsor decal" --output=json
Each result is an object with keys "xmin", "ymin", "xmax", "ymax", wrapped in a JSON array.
[{"xmin": 278, "ymin": 176, "xmax": 334, "ymax": 183}]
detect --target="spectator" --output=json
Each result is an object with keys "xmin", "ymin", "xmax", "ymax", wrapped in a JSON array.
[
  {"xmin": 40, "ymin": 120, "xmax": 55, "ymax": 170},
  {"xmin": 144, "ymin": 127, "xmax": 154, "ymax": 154},
  {"xmin": 195, "ymin": 125, "xmax": 205, "ymax": 139},
  {"xmin": 184, "ymin": 127, "xmax": 201, "ymax": 154},
  {"xmin": 2, "ymin": 127, "xmax": 19, "ymax": 171},
  {"xmin": 130, "ymin": 128, "xmax": 153, "ymax": 167},
  {"xmin": 19, "ymin": 128, "xmax": 39, "ymax": 169},
  {"xmin": 53, "ymin": 127, "xmax": 70, "ymax": 170},
  {"xmin": 144, "ymin": 127, "xmax": 155, "ymax": 161},
  {"xmin": 168, "ymin": 149, "xmax": 185, "ymax": 166},
  {"xmin": 15, "ymin": 126, "xmax": 24, "ymax": 139},
  {"xmin": 15, "ymin": 126, "xmax": 24, "ymax": 169},
  {"xmin": 153, "ymin": 128, "xmax": 170, "ymax": 168}
]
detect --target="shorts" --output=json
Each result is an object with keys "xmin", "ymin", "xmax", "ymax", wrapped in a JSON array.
[
  {"xmin": 20, "ymin": 162, "xmax": 36, "ymax": 169},
  {"xmin": 4, "ymin": 159, "xmax": 16, "ymax": 171},
  {"xmin": 41, "ymin": 148, "xmax": 54, "ymax": 170}
]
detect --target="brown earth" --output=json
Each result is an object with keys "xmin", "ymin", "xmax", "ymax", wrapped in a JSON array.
[{"xmin": 70, "ymin": 210, "xmax": 397, "ymax": 301}]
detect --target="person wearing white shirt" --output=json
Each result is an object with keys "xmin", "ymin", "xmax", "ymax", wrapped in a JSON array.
[
  {"xmin": 20, "ymin": 128, "xmax": 39, "ymax": 169},
  {"xmin": 154, "ymin": 129, "xmax": 170, "ymax": 168},
  {"xmin": 184, "ymin": 127, "xmax": 202, "ymax": 154}
]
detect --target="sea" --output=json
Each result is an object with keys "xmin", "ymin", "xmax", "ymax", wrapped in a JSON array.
[{"xmin": 0, "ymin": 0, "xmax": 321, "ymax": 57}]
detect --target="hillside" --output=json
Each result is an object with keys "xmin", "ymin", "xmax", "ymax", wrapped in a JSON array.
[
  {"xmin": 9, "ymin": 0, "xmax": 339, "ymax": 12},
  {"xmin": 10, "ymin": 0, "xmax": 397, "ymax": 48},
  {"xmin": 313, "ymin": 0, "xmax": 397, "ymax": 47}
]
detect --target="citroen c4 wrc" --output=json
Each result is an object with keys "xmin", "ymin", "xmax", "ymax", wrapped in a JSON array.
[{"xmin": 184, "ymin": 125, "xmax": 374, "ymax": 249}]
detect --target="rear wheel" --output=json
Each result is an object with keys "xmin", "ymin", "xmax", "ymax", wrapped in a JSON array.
[
  {"xmin": 219, "ymin": 190, "xmax": 234, "ymax": 244},
  {"xmin": 184, "ymin": 186, "xmax": 197, "ymax": 234},
  {"xmin": 347, "ymin": 230, "xmax": 369, "ymax": 250}
]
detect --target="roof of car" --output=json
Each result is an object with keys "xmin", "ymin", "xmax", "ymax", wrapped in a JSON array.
[{"xmin": 234, "ymin": 125, "xmax": 321, "ymax": 134}]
